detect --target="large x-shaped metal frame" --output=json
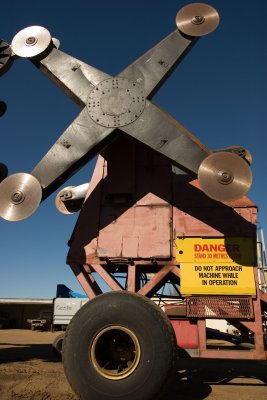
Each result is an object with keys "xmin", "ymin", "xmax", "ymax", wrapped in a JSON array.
[{"xmin": 26, "ymin": 26, "xmax": 210, "ymax": 200}]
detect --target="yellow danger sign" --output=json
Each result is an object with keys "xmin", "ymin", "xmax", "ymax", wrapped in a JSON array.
[{"xmin": 176, "ymin": 237, "xmax": 256, "ymax": 295}]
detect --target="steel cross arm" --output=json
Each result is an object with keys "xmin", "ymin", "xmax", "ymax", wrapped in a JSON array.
[
  {"xmin": 121, "ymin": 101, "xmax": 210, "ymax": 174},
  {"xmin": 33, "ymin": 47, "xmax": 112, "ymax": 107},
  {"xmin": 30, "ymin": 49, "xmax": 116, "ymax": 197},
  {"xmin": 31, "ymin": 108, "xmax": 117, "ymax": 199},
  {"xmin": 28, "ymin": 27, "xmax": 207, "ymax": 198},
  {"xmin": 117, "ymin": 30, "xmax": 197, "ymax": 99}
]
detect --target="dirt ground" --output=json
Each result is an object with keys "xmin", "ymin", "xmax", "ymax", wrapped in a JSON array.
[{"xmin": 0, "ymin": 329, "xmax": 267, "ymax": 400}]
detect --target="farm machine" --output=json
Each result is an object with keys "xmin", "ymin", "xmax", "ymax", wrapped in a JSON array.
[{"xmin": 1, "ymin": 3, "xmax": 266, "ymax": 400}]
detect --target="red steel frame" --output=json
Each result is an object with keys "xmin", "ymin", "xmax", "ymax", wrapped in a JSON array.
[{"xmin": 67, "ymin": 136, "xmax": 267, "ymax": 360}]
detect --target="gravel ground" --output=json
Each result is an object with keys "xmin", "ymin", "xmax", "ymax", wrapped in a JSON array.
[{"xmin": 0, "ymin": 329, "xmax": 267, "ymax": 400}]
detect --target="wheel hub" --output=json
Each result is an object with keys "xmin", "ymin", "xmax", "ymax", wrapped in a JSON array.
[{"xmin": 90, "ymin": 325, "xmax": 141, "ymax": 380}]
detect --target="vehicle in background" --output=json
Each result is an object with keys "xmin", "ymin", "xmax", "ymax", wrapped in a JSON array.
[
  {"xmin": 226, "ymin": 321, "xmax": 241, "ymax": 336},
  {"xmin": 53, "ymin": 297, "xmax": 88, "ymax": 331},
  {"xmin": 56, "ymin": 284, "xmax": 87, "ymax": 299},
  {"xmin": 27, "ymin": 309, "xmax": 53, "ymax": 331}
]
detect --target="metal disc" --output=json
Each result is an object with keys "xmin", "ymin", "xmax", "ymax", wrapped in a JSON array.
[
  {"xmin": 87, "ymin": 78, "xmax": 146, "ymax": 128},
  {"xmin": 11, "ymin": 26, "xmax": 52, "ymax": 58},
  {"xmin": 176, "ymin": 3, "xmax": 220, "ymax": 37},
  {"xmin": 0, "ymin": 163, "xmax": 8, "ymax": 182},
  {"xmin": 0, "ymin": 173, "xmax": 42, "ymax": 221},
  {"xmin": 198, "ymin": 152, "xmax": 252, "ymax": 202}
]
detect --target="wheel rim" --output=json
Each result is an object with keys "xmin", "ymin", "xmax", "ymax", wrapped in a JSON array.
[{"xmin": 90, "ymin": 325, "xmax": 141, "ymax": 380}]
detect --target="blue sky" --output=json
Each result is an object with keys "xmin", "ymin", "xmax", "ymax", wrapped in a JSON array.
[{"xmin": 0, "ymin": 0, "xmax": 266, "ymax": 298}]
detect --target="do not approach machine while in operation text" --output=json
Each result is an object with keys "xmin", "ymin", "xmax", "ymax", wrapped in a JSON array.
[{"xmin": 0, "ymin": 3, "xmax": 266, "ymax": 400}]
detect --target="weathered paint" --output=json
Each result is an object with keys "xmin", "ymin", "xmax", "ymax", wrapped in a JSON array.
[{"xmin": 67, "ymin": 136, "xmax": 257, "ymax": 267}]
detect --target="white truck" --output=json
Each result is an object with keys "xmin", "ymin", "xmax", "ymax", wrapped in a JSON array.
[{"xmin": 53, "ymin": 297, "xmax": 88, "ymax": 331}]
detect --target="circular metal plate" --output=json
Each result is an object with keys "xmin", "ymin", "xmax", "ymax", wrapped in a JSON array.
[
  {"xmin": 0, "ymin": 163, "xmax": 8, "ymax": 182},
  {"xmin": 87, "ymin": 78, "xmax": 146, "ymax": 128},
  {"xmin": 0, "ymin": 173, "xmax": 42, "ymax": 221},
  {"xmin": 11, "ymin": 26, "xmax": 51, "ymax": 58},
  {"xmin": 0, "ymin": 39, "xmax": 13, "ymax": 76},
  {"xmin": 198, "ymin": 152, "xmax": 252, "ymax": 202},
  {"xmin": 176, "ymin": 3, "xmax": 220, "ymax": 37}
]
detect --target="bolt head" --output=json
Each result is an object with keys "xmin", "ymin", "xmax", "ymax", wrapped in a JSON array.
[
  {"xmin": 11, "ymin": 190, "xmax": 25, "ymax": 204},
  {"xmin": 192, "ymin": 15, "xmax": 205, "ymax": 25},
  {"xmin": 26, "ymin": 36, "xmax": 37, "ymax": 46}
]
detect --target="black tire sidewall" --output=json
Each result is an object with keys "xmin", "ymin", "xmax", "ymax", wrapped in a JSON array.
[
  {"xmin": 52, "ymin": 333, "xmax": 65, "ymax": 357},
  {"xmin": 63, "ymin": 292, "xmax": 175, "ymax": 400}
]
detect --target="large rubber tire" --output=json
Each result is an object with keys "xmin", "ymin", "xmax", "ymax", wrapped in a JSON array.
[
  {"xmin": 62, "ymin": 291, "xmax": 176, "ymax": 400},
  {"xmin": 52, "ymin": 333, "xmax": 65, "ymax": 358}
]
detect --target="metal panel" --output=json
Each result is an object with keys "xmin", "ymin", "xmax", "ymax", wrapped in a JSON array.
[
  {"xmin": 79, "ymin": 138, "xmax": 174, "ymax": 260},
  {"xmin": 97, "ymin": 204, "xmax": 171, "ymax": 259},
  {"xmin": 118, "ymin": 30, "xmax": 195, "ymax": 98},
  {"xmin": 123, "ymin": 101, "xmax": 209, "ymax": 174}
]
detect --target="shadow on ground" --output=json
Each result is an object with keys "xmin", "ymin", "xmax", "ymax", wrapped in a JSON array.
[
  {"xmin": 1, "ymin": 342, "xmax": 267, "ymax": 400},
  {"xmin": 0, "ymin": 343, "xmax": 60, "ymax": 363},
  {"xmin": 165, "ymin": 358, "xmax": 267, "ymax": 400}
]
